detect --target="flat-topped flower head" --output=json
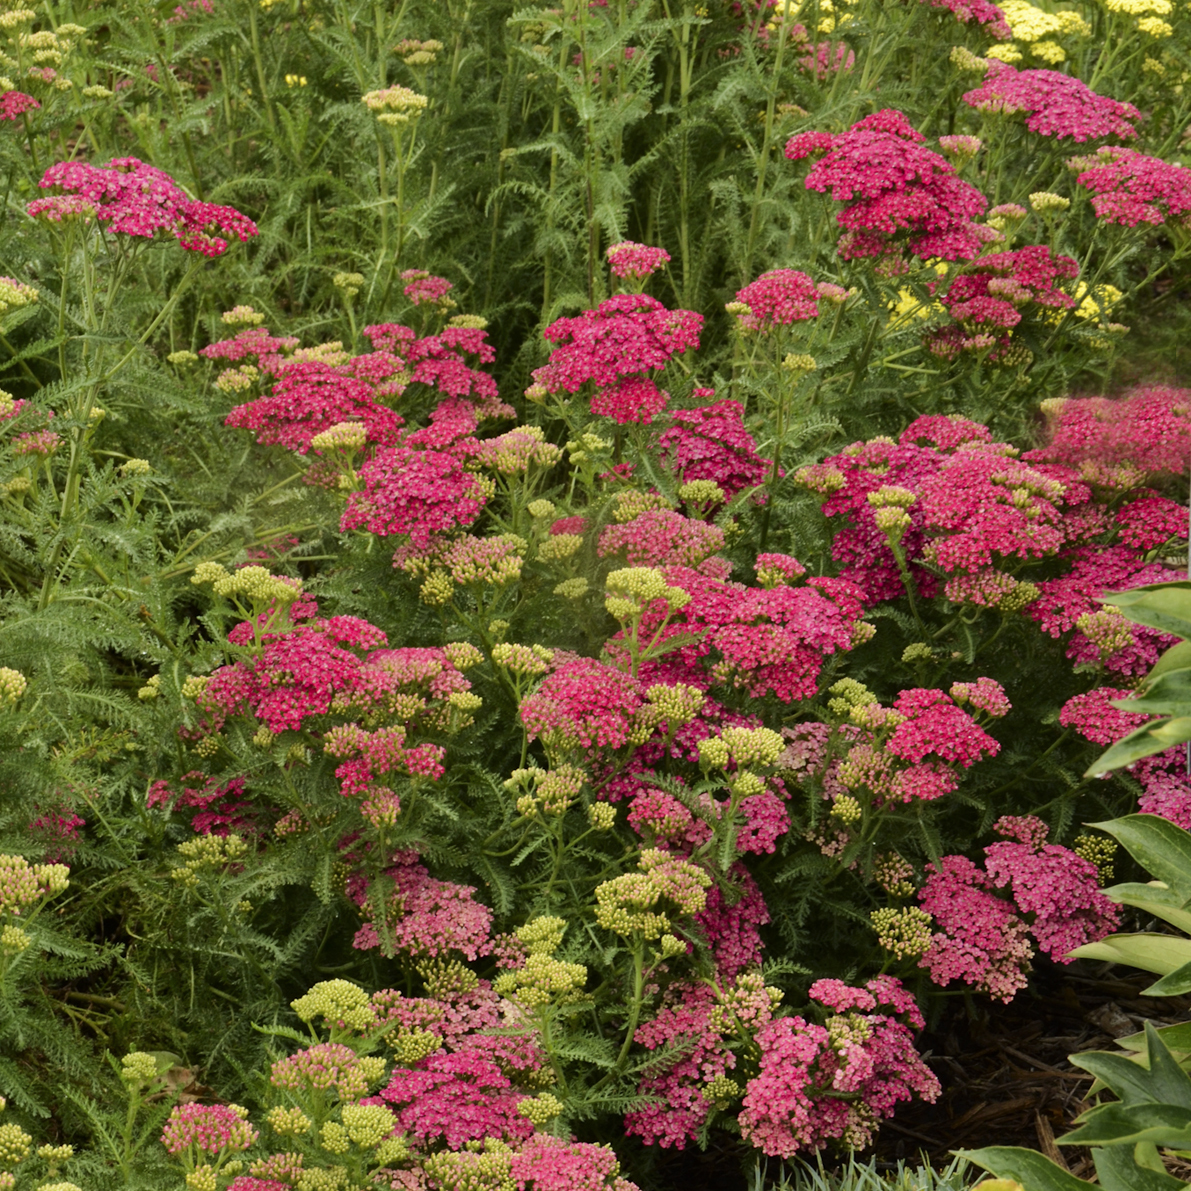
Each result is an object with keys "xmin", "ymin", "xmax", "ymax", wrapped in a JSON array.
[
  {"xmin": 31, "ymin": 158, "xmax": 257, "ymax": 255},
  {"xmin": 606, "ymin": 240, "xmax": 670, "ymax": 280},
  {"xmin": 733, "ymin": 269, "xmax": 822, "ymax": 330},
  {"xmin": 963, "ymin": 61, "xmax": 1139, "ymax": 141},
  {"xmin": 786, "ymin": 110, "xmax": 990, "ymax": 262}
]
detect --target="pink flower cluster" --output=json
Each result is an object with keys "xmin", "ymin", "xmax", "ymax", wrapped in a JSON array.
[
  {"xmin": 380, "ymin": 1048, "xmax": 533, "ymax": 1149},
  {"xmin": 657, "ymin": 397, "xmax": 773, "ymax": 499},
  {"xmin": 962, "ymin": 62, "xmax": 1140, "ymax": 142},
  {"xmin": 918, "ymin": 818, "xmax": 1118, "ymax": 1001},
  {"xmin": 618, "ymin": 565, "xmax": 867, "ymax": 704},
  {"xmin": 917, "ymin": 0, "xmax": 1012, "ymax": 39},
  {"xmin": 935, "ymin": 247, "xmax": 1078, "ymax": 346},
  {"xmin": 606, "ymin": 240, "xmax": 671, "ymax": 280},
  {"xmin": 805, "ymin": 416, "xmax": 1069, "ymax": 601},
  {"xmin": 532, "ymin": 293, "xmax": 702, "ymax": 425},
  {"xmin": 733, "ymin": 269, "xmax": 823, "ymax": 330},
  {"xmin": 984, "ymin": 815, "xmax": 1120, "ymax": 961},
  {"xmin": 738, "ymin": 977, "xmax": 939, "ymax": 1157},
  {"xmin": 147, "ymin": 772, "xmax": 253, "ymax": 836},
  {"xmin": 521, "ymin": 656, "xmax": 645, "ymax": 750},
  {"xmin": 786, "ymin": 110, "xmax": 991, "ymax": 262},
  {"xmin": 225, "ymin": 359, "xmax": 406, "ymax": 454},
  {"xmin": 1071, "ymin": 147, "xmax": 1191, "ymax": 227},
  {"xmin": 30, "ymin": 158, "xmax": 257, "ymax": 256},
  {"xmin": 160, "ymin": 1103, "xmax": 257, "ymax": 1156},
  {"xmin": 1061, "ymin": 688, "xmax": 1191, "ymax": 829},
  {"xmin": 1026, "ymin": 386, "xmax": 1191, "ymax": 481},
  {"xmin": 0, "ymin": 92, "xmax": 39, "ymax": 121},
  {"xmin": 401, "ymin": 269, "xmax": 453, "ymax": 306},
  {"xmin": 349, "ymin": 849, "xmax": 493, "ymax": 959},
  {"xmin": 199, "ymin": 612, "xmax": 396, "ymax": 734},
  {"xmin": 341, "ymin": 445, "xmax": 488, "ymax": 545}
]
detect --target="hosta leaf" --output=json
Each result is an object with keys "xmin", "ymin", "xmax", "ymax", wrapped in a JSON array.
[
  {"xmin": 958, "ymin": 1146, "xmax": 1096, "ymax": 1190},
  {"xmin": 1068, "ymin": 932, "xmax": 1191, "ymax": 975},
  {"xmin": 1059, "ymin": 1102, "xmax": 1191, "ymax": 1147},
  {"xmin": 1092, "ymin": 816, "xmax": 1191, "ymax": 901}
]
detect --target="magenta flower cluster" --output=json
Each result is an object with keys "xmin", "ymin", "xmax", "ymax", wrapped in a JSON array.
[
  {"xmin": 962, "ymin": 61, "xmax": 1140, "ymax": 142},
  {"xmin": 30, "ymin": 158, "xmax": 258, "ymax": 256},
  {"xmin": 785, "ymin": 110, "xmax": 991, "ymax": 262}
]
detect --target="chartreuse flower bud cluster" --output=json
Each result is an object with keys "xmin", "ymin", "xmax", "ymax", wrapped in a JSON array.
[
  {"xmin": 170, "ymin": 835, "xmax": 248, "ymax": 888},
  {"xmin": 361, "ymin": 85, "xmax": 428, "ymax": 125},
  {"xmin": 424, "ymin": 1139, "xmax": 515, "ymax": 1191},
  {"xmin": 594, "ymin": 851, "xmax": 710, "ymax": 940},
  {"xmin": 696, "ymin": 726, "xmax": 784, "ymax": 800},
  {"xmin": 493, "ymin": 917, "xmax": 587, "ymax": 1008},
  {"xmin": 516, "ymin": 1092, "xmax": 563, "ymax": 1125},
  {"xmin": 1074, "ymin": 834, "xmax": 1117, "ymax": 884},
  {"xmin": 630, "ymin": 682, "xmax": 707, "ymax": 747},
  {"xmin": 0, "ymin": 278, "xmax": 37, "ymax": 317},
  {"xmin": 0, "ymin": 668, "xmax": 25, "ymax": 706},
  {"xmin": 504, "ymin": 764, "xmax": 586, "ymax": 818},
  {"xmin": 604, "ymin": 566, "xmax": 690, "ymax": 624},
  {"xmin": 291, "ymin": 980, "xmax": 376, "ymax": 1036},
  {"xmin": 192, "ymin": 562, "xmax": 302, "ymax": 607},
  {"xmin": 871, "ymin": 906, "xmax": 934, "ymax": 959},
  {"xmin": 0, "ymin": 854, "xmax": 69, "ymax": 957}
]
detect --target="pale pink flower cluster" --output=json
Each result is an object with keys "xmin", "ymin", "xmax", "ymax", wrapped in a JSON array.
[
  {"xmin": 597, "ymin": 509, "xmax": 727, "ymax": 575},
  {"xmin": 160, "ymin": 1103, "xmax": 257, "ymax": 1156},
  {"xmin": 605, "ymin": 241, "xmax": 670, "ymax": 280},
  {"xmin": 271, "ymin": 1042, "xmax": 370, "ymax": 1100},
  {"xmin": 349, "ymin": 849, "xmax": 493, "ymax": 959}
]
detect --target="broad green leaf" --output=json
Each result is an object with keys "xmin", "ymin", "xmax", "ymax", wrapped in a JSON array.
[
  {"xmin": 1068, "ymin": 933, "xmax": 1191, "ymax": 975},
  {"xmin": 1071, "ymin": 1026, "xmax": 1191, "ymax": 1109},
  {"xmin": 1093, "ymin": 816, "xmax": 1191, "ymax": 901},
  {"xmin": 1093, "ymin": 1145, "xmax": 1187, "ymax": 1191},
  {"xmin": 1087, "ymin": 719, "xmax": 1183, "ymax": 776},
  {"xmin": 1059, "ymin": 1102, "xmax": 1191, "ymax": 1148},
  {"xmin": 1116, "ymin": 667, "xmax": 1191, "ymax": 715},
  {"xmin": 958, "ymin": 1146, "xmax": 1095, "ymax": 1191},
  {"xmin": 1102, "ymin": 583, "xmax": 1191, "ymax": 639},
  {"xmin": 1143, "ymin": 960, "xmax": 1191, "ymax": 997},
  {"xmin": 1149, "ymin": 641, "xmax": 1191, "ymax": 683},
  {"xmin": 1103, "ymin": 884, "xmax": 1191, "ymax": 934},
  {"xmin": 1119, "ymin": 1022, "xmax": 1191, "ymax": 1053}
]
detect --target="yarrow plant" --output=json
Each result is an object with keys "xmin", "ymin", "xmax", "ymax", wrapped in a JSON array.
[{"xmin": 0, "ymin": 0, "xmax": 1189, "ymax": 1185}]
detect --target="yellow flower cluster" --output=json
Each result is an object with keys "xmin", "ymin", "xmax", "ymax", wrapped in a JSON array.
[{"xmin": 988, "ymin": 0, "xmax": 1089, "ymax": 64}]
